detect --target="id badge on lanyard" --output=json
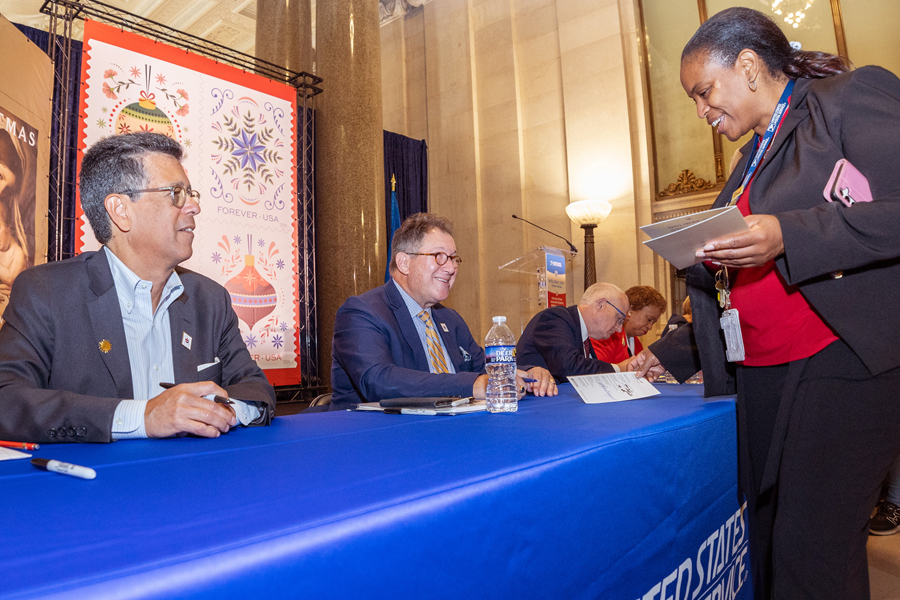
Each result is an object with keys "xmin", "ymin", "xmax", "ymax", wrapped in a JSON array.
[{"xmin": 716, "ymin": 79, "xmax": 795, "ymax": 362}]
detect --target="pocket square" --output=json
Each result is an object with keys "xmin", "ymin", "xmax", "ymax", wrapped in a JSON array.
[{"xmin": 197, "ymin": 357, "xmax": 221, "ymax": 372}]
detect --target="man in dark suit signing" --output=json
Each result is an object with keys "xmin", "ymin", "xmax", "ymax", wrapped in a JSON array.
[
  {"xmin": 330, "ymin": 212, "xmax": 556, "ymax": 409},
  {"xmin": 517, "ymin": 282, "xmax": 653, "ymax": 383},
  {"xmin": 0, "ymin": 133, "xmax": 275, "ymax": 443}
]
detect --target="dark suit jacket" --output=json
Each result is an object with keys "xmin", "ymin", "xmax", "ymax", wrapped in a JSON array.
[
  {"xmin": 0, "ymin": 250, "xmax": 275, "ymax": 443},
  {"xmin": 652, "ymin": 67, "xmax": 900, "ymax": 395},
  {"xmin": 516, "ymin": 305, "xmax": 615, "ymax": 383},
  {"xmin": 330, "ymin": 280, "xmax": 486, "ymax": 409},
  {"xmin": 659, "ymin": 315, "xmax": 688, "ymax": 340}
]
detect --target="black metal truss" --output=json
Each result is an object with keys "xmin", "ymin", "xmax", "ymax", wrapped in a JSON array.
[
  {"xmin": 40, "ymin": 0, "xmax": 323, "ymax": 94},
  {"xmin": 40, "ymin": 0, "xmax": 322, "ymax": 390}
]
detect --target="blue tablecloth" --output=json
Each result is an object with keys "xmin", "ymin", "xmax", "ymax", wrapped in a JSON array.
[{"xmin": 0, "ymin": 384, "xmax": 751, "ymax": 599}]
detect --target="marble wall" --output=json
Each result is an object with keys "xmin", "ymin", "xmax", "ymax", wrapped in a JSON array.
[{"xmin": 381, "ymin": 0, "xmax": 668, "ymax": 342}]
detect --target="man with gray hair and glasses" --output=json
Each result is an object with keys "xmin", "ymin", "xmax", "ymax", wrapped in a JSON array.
[
  {"xmin": 330, "ymin": 212, "xmax": 557, "ymax": 410},
  {"xmin": 0, "ymin": 132, "xmax": 274, "ymax": 443},
  {"xmin": 516, "ymin": 282, "xmax": 663, "ymax": 383}
]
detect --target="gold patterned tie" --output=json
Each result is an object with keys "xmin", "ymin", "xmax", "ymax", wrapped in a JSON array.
[{"xmin": 418, "ymin": 310, "xmax": 450, "ymax": 374}]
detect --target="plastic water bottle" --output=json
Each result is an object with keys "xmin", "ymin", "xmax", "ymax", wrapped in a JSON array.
[{"xmin": 485, "ymin": 316, "xmax": 518, "ymax": 413}]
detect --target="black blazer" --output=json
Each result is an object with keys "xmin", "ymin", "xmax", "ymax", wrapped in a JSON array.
[
  {"xmin": 516, "ymin": 305, "xmax": 615, "ymax": 383},
  {"xmin": 653, "ymin": 67, "xmax": 900, "ymax": 395},
  {"xmin": 0, "ymin": 250, "xmax": 276, "ymax": 442}
]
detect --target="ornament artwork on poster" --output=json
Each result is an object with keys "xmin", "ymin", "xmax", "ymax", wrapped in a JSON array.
[{"xmin": 78, "ymin": 22, "xmax": 300, "ymax": 379}]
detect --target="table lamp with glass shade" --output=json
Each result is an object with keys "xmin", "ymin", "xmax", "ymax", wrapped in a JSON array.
[{"xmin": 566, "ymin": 199, "xmax": 612, "ymax": 290}]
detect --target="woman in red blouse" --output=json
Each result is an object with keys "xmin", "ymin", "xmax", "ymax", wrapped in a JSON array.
[
  {"xmin": 647, "ymin": 7, "xmax": 900, "ymax": 600},
  {"xmin": 591, "ymin": 286, "xmax": 665, "ymax": 363}
]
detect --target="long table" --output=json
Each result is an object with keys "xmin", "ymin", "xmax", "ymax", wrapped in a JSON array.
[{"xmin": 1, "ymin": 384, "xmax": 751, "ymax": 599}]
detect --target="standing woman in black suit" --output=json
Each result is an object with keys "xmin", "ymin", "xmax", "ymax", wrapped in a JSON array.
[{"xmin": 647, "ymin": 7, "xmax": 900, "ymax": 600}]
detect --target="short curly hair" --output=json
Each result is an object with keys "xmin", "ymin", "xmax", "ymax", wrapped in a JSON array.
[{"xmin": 625, "ymin": 286, "xmax": 666, "ymax": 313}]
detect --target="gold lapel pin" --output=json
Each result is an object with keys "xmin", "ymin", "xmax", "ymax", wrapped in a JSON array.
[{"xmin": 99, "ymin": 339, "xmax": 112, "ymax": 353}]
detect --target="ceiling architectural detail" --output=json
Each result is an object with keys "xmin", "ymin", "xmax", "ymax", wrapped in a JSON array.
[
  {"xmin": 378, "ymin": 0, "xmax": 426, "ymax": 25},
  {"xmin": 0, "ymin": 0, "xmax": 259, "ymax": 53}
]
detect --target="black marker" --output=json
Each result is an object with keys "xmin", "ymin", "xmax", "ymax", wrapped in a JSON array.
[
  {"xmin": 159, "ymin": 382, "xmax": 233, "ymax": 405},
  {"xmin": 31, "ymin": 458, "xmax": 96, "ymax": 480}
]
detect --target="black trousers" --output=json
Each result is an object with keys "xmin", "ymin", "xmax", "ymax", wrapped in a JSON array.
[{"xmin": 737, "ymin": 339, "xmax": 900, "ymax": 600}]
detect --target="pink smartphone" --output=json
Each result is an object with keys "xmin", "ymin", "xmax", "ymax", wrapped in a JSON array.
[{"xmin": 823, "ymin": 158, "xmax": 872, "ymax": 206}]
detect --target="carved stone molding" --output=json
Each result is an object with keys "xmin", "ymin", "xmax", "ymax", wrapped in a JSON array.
[
  {"xmin": 657, "ymin": 169, "xmax": 716, "ymax": 198},
  {"xmin": 650, "ymin": 188, "xmax": 719, "ymax": 223},
  {"xmin": 379, "ymin": 0, "xmax": 427, "ymax": 25}
]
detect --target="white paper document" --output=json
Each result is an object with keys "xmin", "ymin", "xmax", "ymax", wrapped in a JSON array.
[
  {"xmin": 567, "ymin": 372, "xmax": 661, "ymax": 404},
  {"xmin": 640, "ymin": 206, "xmax": 749, "ymax": 269},
  {"xmin": 0, "ymin": 447, "xmax": 31, "ymax": 461}
]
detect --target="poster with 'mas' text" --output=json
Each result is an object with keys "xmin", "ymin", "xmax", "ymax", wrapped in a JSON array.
[
  {"xmin": 78, "ymin": 20, "xmax": 300, "ymax": 385},
  {"xmin": 0, "ymin": 16, "xmax": 52, "ymax": 329}
]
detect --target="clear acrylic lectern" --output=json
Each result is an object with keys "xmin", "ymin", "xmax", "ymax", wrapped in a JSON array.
[{"xmin": 498, "ymin": 246, "xmax": 576, "ymax": 336}]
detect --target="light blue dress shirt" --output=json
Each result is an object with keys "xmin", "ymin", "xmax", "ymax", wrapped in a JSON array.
[
  {"xmin": 392, "ymin": 279, "xmax": 456, "ymax": 374},
  {"xmin": 107, "ymin": 248, "xmax": 259, "ymax": 439}
]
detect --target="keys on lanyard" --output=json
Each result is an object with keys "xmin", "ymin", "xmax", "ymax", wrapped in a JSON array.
[{"xmin": 715, "ymin": 267, "xmax": 732, "ymax": 310}]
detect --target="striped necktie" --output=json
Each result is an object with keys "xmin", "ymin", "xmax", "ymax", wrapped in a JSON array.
[{"xmin": 418, "ymin": 310, "xmax": 450, "ymax": 374}]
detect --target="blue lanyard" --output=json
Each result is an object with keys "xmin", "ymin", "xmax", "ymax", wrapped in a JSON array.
[{"xmin": 729, "ymin": 79, "xmax": 795, "ymax": 205}]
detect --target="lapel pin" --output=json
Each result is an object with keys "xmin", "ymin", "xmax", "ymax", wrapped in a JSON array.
[
  {"xmin": 440, "ymin": 323, "xmax": 449, "ymax": 333},
  {"xmin": 182, "ymin": 332, "xmax": 192, "ymax": 350},
  {"xmin": 98, "ymin": 339, "xmax": 112, "ymax": 353}
]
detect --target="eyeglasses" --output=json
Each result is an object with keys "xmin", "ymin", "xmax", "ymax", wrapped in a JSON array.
[
  {"xmin": 604, "ymin": 299, "xmax": 628, "ymax": 326},
  {"xmin": 406, "ymin": 252, "xmax": 463, "ymax": 267},
  {"xmin": 120, "ymin": 185, "xmax": 200, "ymax": 208}
]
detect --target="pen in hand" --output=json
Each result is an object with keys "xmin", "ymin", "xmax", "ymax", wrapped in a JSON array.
[{"xmin": 158, "ymin": 382, "xmax": 233, "ymax": 405}]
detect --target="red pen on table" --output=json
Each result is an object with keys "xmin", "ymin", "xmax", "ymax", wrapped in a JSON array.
[
  {"xmin": 158, "ymin": 382, "xmax": 233, "ymax": 405},
  {"xmin": 0, "ymin": 440, "xmax": 40, "ymax": 451}
]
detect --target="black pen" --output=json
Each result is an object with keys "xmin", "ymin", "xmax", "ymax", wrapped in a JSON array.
[{"xmin": 159, "ymin": 382, "xmax": 233, "ymax": 405}]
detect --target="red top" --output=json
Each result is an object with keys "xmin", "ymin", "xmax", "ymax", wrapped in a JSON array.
[
  {"xmin": 728, "ymin": 160, "xmax": 838, "ymax": 367},
  {"xmin": 591, "ymin": 330, "xmax": 643, "ymax": 365}
]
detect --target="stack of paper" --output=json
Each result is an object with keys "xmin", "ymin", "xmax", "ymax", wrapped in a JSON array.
[
  {"xmin": 640, "ymin": 206, "xmax": 748, "ymax": 269},
  {"xmin": 0, "ymin": 447, "xmax": 31, "ymax": 461}
]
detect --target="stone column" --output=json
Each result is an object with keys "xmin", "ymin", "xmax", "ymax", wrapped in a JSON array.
[
  {"xmin": 255, "ymin": 0, "xmax": 313, "ymax": 74},
  {"xmin": 315, "ymin": 1, "xmax": 386, "ymax": 388},
  {"xmin": 256, "ymin": 0, "xmax": 315, "ymax": 388}
]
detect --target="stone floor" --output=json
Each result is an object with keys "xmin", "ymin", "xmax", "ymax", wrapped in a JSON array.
[{"xmin": 871, "ymin": 534, "xmax": 900, "ymax": 599}]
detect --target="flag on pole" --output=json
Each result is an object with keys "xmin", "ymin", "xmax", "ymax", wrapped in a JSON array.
[{"xmin": 385, "ymin": 174, "xmax": 402, "ymax": 282}]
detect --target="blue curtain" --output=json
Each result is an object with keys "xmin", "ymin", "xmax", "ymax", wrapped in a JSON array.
[
  {"xmin": 14, "ymin": 24, "xmax": 82, "ymax": 261},
  {"xmin": 383, "ymin": 130, "xmax": 427, "ymax": 249}
]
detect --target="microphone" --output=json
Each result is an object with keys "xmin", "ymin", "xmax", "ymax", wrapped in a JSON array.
[{"xmin": 511, "ymin": 214, "xmax": 578, "ymax": 254}]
